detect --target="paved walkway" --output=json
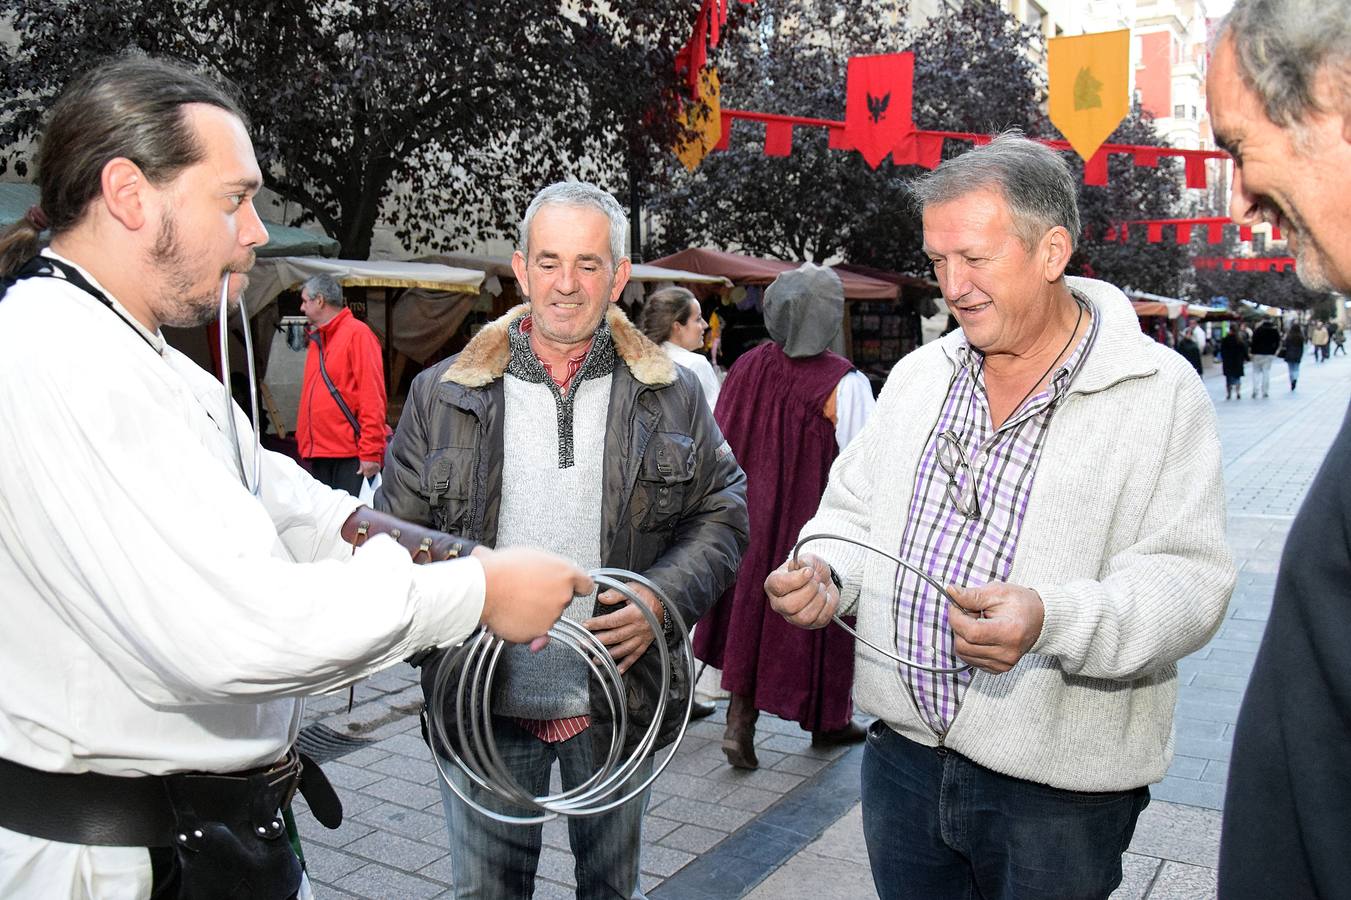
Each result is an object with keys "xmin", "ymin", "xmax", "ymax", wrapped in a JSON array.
[{"xmin": 296, "ymin": 347, "xmax": 1351, "ymax": 899}]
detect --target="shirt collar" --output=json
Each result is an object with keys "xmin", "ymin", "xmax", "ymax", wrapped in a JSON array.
[{"xmin": 42, "ymin": 249, "xmax": 166, "ymax": 354}]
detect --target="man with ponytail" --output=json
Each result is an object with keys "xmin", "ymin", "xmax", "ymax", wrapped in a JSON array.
[{"xmin": 0, "ymin": 55, "xmax": 588, "ymax": 898}]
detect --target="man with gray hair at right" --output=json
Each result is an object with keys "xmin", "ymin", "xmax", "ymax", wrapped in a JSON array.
[
  {"xmin": 764, "ymin": 133, "xmax": 1235, "ymax": 899},
  {"xmin": 1207, "ymin": 2, "xmax": 1351, "ymax": 896}
]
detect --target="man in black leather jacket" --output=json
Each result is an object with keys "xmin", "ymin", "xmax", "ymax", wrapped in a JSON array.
[{"xmin": 377, "ymin": 181, "xmax": 747, "ymax": 899}]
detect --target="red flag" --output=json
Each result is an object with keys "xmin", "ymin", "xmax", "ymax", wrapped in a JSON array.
[
  {"xmin": 1083, "ymin": 148, "xmax": 1109, "ymax": 185},
  {"xmin": 763, "ymin": 121, "xmax": 793, "ymax": 157},
  {"xmin": 842, "ymin": 53, "xmax": 914, "ymax": 169},
  {"xmin": 1185, "ymin": 155, "xmax": 1208, "ymax": 189},
  {"xmin": 1176, "ymin": 223, "xmax": 1192, "ymax": 244}
]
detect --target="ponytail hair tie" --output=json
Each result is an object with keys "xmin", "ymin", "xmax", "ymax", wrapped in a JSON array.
[{"xmin": 27, "ymin": 205, "xmax": 49, "ymax": 230}]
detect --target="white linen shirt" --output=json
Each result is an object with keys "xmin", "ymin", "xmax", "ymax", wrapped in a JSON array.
[
  {"xmin": 662, "ymin": 341, "xmax": 721, "ymax": 412},
  {"xmin": 0, "ymin": 254, "xmax": 486, "ymax": 895}
]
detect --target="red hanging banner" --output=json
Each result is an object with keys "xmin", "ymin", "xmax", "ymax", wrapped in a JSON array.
[
  {"xmin": 841, "ymin": 53, "xmax": 915, "ymax": 169},
  {"xmin": 763, "ymin": 121, "xmax": 794, "ymax": 157}
]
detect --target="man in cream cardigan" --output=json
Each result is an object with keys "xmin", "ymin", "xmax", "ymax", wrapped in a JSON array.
[{"xmin": 767, "ymin": 134, "xmax": 1235, "ymax": 900}]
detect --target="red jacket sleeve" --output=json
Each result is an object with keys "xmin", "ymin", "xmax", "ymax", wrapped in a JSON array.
[{"xmin": 350, "ymin": 326, "xmax": 388, "ymax": 463}]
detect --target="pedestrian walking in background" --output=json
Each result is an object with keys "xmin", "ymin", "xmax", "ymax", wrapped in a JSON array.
[
  {"xmin": 1334, "ymin": 324, "xmax": 1346, "ymax": 356},
  {"xmin": 1221, "ymin": 328, "xmax": 1249, "ymax": 400},
  {"xmin": 1175, "ymin": 330, "xmax": 1204, "ymax": 376},
  {"xmin": 297, "ymin": 274, "xmax": 388, "ymax": 496},
  {"xmin": 1249, "ymin": 318, "xmax": 1281, "ymax": 398},
  {"xmin": 1310, "ymin": 320, "xmax": 1330, "ymax": 362},
  {"xmin": 693, "ymin": 263, "xmax": 876, "ymax": 770},
  {"xmin": 1281, "ymin": 322, "xmax": 1305, "ymax": 391}
]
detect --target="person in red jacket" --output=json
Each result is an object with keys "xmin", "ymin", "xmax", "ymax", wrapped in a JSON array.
[{"xmin": 297, "ymin": 274, "xmax": 387, "ymax": 494}]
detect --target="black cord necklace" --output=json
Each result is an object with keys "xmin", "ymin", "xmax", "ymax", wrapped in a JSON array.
[{"xmin": 1009, "ymin": 300, "xmax": 1084, "ymax": 416}]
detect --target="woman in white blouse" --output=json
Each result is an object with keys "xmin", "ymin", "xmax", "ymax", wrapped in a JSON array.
[{"xmin": 639, "ymin": 287, "xmax": 721, "ymax": 412}]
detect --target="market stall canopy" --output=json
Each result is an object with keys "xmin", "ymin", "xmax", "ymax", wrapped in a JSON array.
[
  {"xmin": 0, "ymin": 181, "xmax": 340, "ymax": 258},
  {"xmin": 646, "ymin": 248, "xmax": 897, "ymax": 300},
  {"xmin": 1126, "ymin": 289, "xmax": 1185, "ymax": 319},
  {"xmin": 419, "ymin": 252, "xmax": 732, "ymax": 294},
  {"xmin": 244, "ymin": 257, "xmax": 483, "ymax": 318}
]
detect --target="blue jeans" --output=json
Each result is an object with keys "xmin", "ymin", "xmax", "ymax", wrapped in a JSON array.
[
  {"xmin": 860, "ymin": 722, "xmax": 1148, "ymax": 900},
  {"xmin": 438, "ymin": 717, "xmax": 652, "ymax": 899}
]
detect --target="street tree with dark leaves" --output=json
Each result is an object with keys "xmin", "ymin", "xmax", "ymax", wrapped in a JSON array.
[{"xmin": 0, "ymin": 0, "xmax": 700, "ymax": 259}]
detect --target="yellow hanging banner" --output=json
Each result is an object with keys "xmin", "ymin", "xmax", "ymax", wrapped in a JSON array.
[
  {"xmin": 675, "ymin": 68, "xmax": 722, "ymax": 172},
  {"xmin": 1048, "ymin": 29, "xmax": 1130, "ymax": 162}
]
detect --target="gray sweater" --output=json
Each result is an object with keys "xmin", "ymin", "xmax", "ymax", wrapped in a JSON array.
[
  {"xmin": 802, "ymin": 277, "xmax": 1236, "ymax": 791},
  {"xmin": 493, "ymin": 372, "xmax": 610, "ymax": 719}
]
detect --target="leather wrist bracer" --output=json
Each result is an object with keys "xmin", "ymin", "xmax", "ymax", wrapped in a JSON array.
[{"xmin": 340, "ymin": 507, "xmax": 480, "ymax": 563}]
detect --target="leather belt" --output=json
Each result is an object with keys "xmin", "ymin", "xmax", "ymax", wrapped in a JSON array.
[{"xmin": 0, "ymin": 751, "xmax": 303, "ymax": 848}]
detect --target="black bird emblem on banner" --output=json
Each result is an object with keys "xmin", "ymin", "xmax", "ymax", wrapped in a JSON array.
[{"xmin": 867, "ymin": 91, "xmax": 890, "ymax": 124}]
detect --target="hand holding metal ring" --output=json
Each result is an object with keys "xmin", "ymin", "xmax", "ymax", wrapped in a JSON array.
[
  {"xmin": 427, "ymin": 568, "xmax": 695, "ymax": 825},
  {"xmin": 791, "ymin": 533, "xmax": 974, "ymax": 675}
]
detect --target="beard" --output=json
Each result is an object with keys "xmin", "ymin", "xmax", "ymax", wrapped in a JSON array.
[{"xmin": 149, "ymin": 214, "xmax": 254, "ymax": 328}]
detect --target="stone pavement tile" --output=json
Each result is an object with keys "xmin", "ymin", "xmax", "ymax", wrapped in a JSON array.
[
  {"xmin": 1127, "ymin": 800, "xmax": 1221, "ymax": 867},
  {"xmin": 532, "ymin": 880, "xmax": 575, "ymax": 900},
  {"xmin": 654, "ymin": 771, "xmax": 737, "ymax": 803},
  {"xmin": 708, "ymin": 765, "xmax": 805, "ymax": 795},
  {"xmin": 661, "ymin": 823, "xmax": 730, "ymax": 854},
  {"xmin": 1206, "ymin": 647, "xmax": 1259, "ymax": 668},
  {"xmin": 354, "ymin": 801, "xmax": 445, "ymax": 840},
  {"xmin": 343, "ymin": 828, "xmax": 447, "ymax": 871},
  {"xmin": 771, "ymin": 753, "xmax": 834, "ymax": 777},
  {"xmin": 664, "ymin": 743, "xmax": 730, "ymax": 777},
  {"xmin": 1166, "ymin": 755, "xmax": 1207, "ymax": 780},
  {"xmin": 416, "ymin": 853, "xmax": 455, "ymax": 888},
  {"xmin": 374, "ymin": 731, "xmax": 436, "ymax": 760},
  {"xmin": 537, "ymin": 846, "xmax": 578, "ymax": 887},
  {"xmin": 1145, "ymin": 860, "xmax": 1218, "ymax": 899},
  {"xmin": 318, "ymin": 788, "xmax": 382, "ymax": 819},
  {"xmin": 1151, "ymin": 776, "xmax": 1226, "ymax": 810},
  {"xmin": 1192, "ymin": 672, "xmax": 1248, "ymax": 693},
  {"xmin": 336, "ymin": 746, "xmax": 392, "ymax": 768},
  {"xmin": 759, "ymin": 733, "xmax": 848, "ymax": 760},
  {"xmin": 803, "ymin": 803, "xmax": 871, "ymax": 867},
  {"xmin": 331, "ymin": 863, "xmax": 446, "ymax": 899},
  {"xmin": 656, "ymin": 796, "xmax": 756, "ymax": 832},
  {"xmin": 321, "ymin": 760, "xmax": 385, "ymax": 791},
  {"xmin": 302, "ymin": 843, "xmax": 368, "ymax": 883},
  {"xmin": 1217, "ymin": 619, "xmax": 1269, "ymax": 643},
  {"xmin": 1175, "ymin": 699, "xmax": 1239, "ymax": 726},
  {"xmin": 640, "ymin": 843, "xmax": 697, "ymax": 878},
  {"xmin": 721, "ymin": 784, "xmax": 782, "ymax": 814},
  {"xmin": 644, "ymin": 814, "xmax": 682, "ymax": 842},
  {"xmin": 1200, "ymin": 760, "xmax": 1229, "ymax": 786},
  {"xmin": 543, "ymin": 815, "xmax": 570, "ymax": 849},
  {"xmin": 361, "ymin": 774, "xmax": 444, "ymax": 811},
  {"xmin": 640, "ymin": 872, "xmax": 661, "ymax": 894},
  {"xmin": 1173, "ymin": 734, "xmax": 1233, "ymax": 763},
  {"xmin": 1184, "ymin": 656, "xmax": 1255, "ymax": 679},
  {"xmin": 367, "ymin": 750, "xmax": 441, "ymax": 785},
  {"xmin": 1110, "ymin": 852, "xmax": 1163, "ymax": 900},
  {"xmin": 743, "ymin": 850, "xmax": 878, "ymax": 900},
  {"xmin": 296, "ymin": 808, "xmax": 375, "ymax": 849},
  {"xmin": 1174, "ymin": 717, "xmax": 1226, "ymax": 740}
]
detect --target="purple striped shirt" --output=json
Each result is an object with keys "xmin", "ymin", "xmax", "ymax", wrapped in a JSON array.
[{"xmin": 894, "ymin": 299, "xmax": 1096, "ymax": 734}]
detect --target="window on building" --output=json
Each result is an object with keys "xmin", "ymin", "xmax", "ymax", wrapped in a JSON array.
[
  {"xmin": 1027, "ymin": 0, "xmax": 1046, "ymax": 35},
  {"xmin": 1174, "ymin": 103, "xmax": 1186, "ymax": 118},
  {"xmin": 1191, "ymin": 105, "xmax": 1198, "ymax": 119}
]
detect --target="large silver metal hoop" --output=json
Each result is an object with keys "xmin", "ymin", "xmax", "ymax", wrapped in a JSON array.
[
  {"xmin": 218, "ymin": 274, "xmax": 262, "ymax": 496},
  {"xmin": 427, "ymin": 567, "xmax": 696, "ymax": 824},
  {"xmin": 792, "ymin": 533, "xmax": 974, "ymax": 675}
]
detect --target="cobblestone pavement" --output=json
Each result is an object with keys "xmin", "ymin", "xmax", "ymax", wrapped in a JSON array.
[{"xmin": 297, "ymin": 349, "xmax": 1351, "ymax": 899}]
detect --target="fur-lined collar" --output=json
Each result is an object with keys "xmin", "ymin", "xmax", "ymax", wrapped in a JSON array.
[{"xmin": 441, "ymin": 303, "xmax": 677, "ymax": 388}]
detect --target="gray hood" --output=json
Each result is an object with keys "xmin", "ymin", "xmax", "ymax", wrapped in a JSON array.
[{"xmin": 763, "ymin": 263, "xmax": 845, "ymax": 358}]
